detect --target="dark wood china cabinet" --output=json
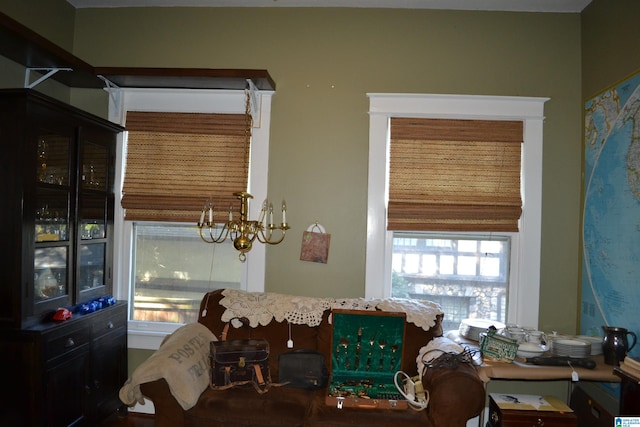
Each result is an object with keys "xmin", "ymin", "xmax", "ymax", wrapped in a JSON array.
[
  {"xmin": 0, "ymin": 89, "xmax": 127, "ymax": 427},
  {"xmin": 0, "ymin": 10, "xmax": 275, "ymax": 427}
]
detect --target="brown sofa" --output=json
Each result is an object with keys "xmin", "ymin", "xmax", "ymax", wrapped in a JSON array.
[{"xmin": 138, "ymin": 289, "xmax": 485, "ymax": 427}]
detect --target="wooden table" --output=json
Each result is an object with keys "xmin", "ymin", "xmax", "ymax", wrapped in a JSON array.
[
  {"xmin": 476, "ymin": 355, "xmax": 620, "ymax": 426},
  {"xmin": 479, "ymin": 355, "xmax": 620, "ymax": 383},
  {"xmin": 445, "ymin": 331, "xmax": 621, "ymax": 425}
]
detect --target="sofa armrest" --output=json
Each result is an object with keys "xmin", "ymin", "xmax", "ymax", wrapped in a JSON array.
[
  {"xmin": 422, "ymin": 362, "xmax": 485, "ymax": 427},
  {"xmin": 140, "ymin": 379, "xmax": 187, "ymax": 427}
]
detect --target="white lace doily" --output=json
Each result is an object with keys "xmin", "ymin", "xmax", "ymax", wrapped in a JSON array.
[{"xmin": 219, "ymin": 289, "xmax": 443, "ymax": 331}]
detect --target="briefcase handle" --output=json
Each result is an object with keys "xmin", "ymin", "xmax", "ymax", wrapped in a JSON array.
[{"xmin": 221, "ymin": 316, "xmax": 251, "ymax": 341}]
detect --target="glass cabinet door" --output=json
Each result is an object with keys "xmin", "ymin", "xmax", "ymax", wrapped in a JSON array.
[
  {"xmin": 78, "ymin": 140, "xmax": 111, "ymax": 297},
  {"xmin": 34, "ymin": 129, "xmax": 72, "ymax": 304},
  {"xmin": 82, "ymin": 142, "xmax": 108, "ymax": 191},
  {"xmin": 78, "ymin": 196, "xmax": 107, "ymax": 294}
]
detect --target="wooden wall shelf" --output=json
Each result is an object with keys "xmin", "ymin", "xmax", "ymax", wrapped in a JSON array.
[
  {"xmin": 0, "ymin": 12, "xmax": 275, "ymax": 91},
  {"xmin": 94, "ymin": 67, "xmax": 276, "ymax": 91}
]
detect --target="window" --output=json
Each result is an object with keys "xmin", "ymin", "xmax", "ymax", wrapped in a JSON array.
[
  {"xmin": 391, "ymin": 233, "xmax": 510, "ymax": 331},
  {"xmin": 365, "ymin": 93, "xmax": 548, "ymax": 328},
  {"xmin": 131, "ymin": 223, "xmax": 241, "ymax": 324},
  {"xmin": 108, "ymin": 88, "xmax": 273, "ymax": 349}
]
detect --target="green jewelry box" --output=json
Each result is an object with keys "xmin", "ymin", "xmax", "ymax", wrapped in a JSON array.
[{"xmin": 326, "ymin": 309, "xmax": 408, "ymax": 410}]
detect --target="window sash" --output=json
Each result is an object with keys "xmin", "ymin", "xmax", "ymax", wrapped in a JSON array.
[{"xmin": 388, "ymin": 118, "xmax": 523, "ymax": 232}]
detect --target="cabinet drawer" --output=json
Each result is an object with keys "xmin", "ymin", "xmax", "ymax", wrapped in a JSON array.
[
  {"xmin": 488, "ymin": 395, "xmax": 577, "ymax": 427},
  {"xmin": 92, "ymin": 317, "xmax": 126, "ymax": 336},
  {"xmin": 91, "ymin": 310, "xmax": 127, "ymax": 338},
  {"xmin": 45, "ymin": 325, "xmax": 91, "ymax": 361}
]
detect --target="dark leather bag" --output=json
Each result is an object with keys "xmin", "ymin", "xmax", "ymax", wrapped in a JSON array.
[
  {"xmin": 209, "ymin": 317, "xmax": 273, "ymax": 393},
  {"xmin": 210, "ymin": 339, "xmax": 270, "ymax": 388},
  {"xmin": 278, "ymin": 349, "xmax": 328, "ymax": 389}
]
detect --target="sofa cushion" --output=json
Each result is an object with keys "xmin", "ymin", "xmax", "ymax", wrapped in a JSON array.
[{"xmin": 184, "ymin": 386, "xmax": 315, "ymax": 427}]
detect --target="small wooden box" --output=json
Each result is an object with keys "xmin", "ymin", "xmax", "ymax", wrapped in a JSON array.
[{"xmin": 487, "ymin": 394, "xmax": 577, "ymax": 427}]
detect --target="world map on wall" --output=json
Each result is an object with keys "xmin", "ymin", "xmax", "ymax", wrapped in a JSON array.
[{"xmin": 581, "ymin": 70, "xmax": 640, "ymax": 359}]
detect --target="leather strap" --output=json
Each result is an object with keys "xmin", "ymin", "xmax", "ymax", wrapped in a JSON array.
[
  {"xmin": 221, "ymin": 317, "xmax": 251, "ymax": 341},
  {"xmin": 221, "ymin": 323, "xmax": 230, "ymax": 341},
  {"xmin": 254, "ymin": 364, "xmax": 265, "ymax": 385}
]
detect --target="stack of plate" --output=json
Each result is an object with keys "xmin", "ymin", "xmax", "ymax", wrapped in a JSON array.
[
  {"xmin": 458, "ymin": 319, "xmax": 506, "ymax": 342},
  {"xmin": 551, "ymin": 338, "xmax": 591, "ymax": 358},
  {"xmin": 576, "ymin": 335, "xmax": 603, "ymax": 355}
]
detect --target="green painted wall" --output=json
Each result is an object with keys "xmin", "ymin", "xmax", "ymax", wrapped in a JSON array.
[
  {"xmin": 0, "ymin": 3, "xmax": 585, "ymax": 334},
  {"xmin": 5, "ymin": 1, "xmax": 618, "ymax": 381},
  {"xmin": 0, "ymin": 0, "xmax": 75, "ymax": 50},
  {"xmin": 0, "ymin": 0, "xmax": 77, "ymax": 102},
  {"xmin": 71, "ymin": 7, "xmax": 584, "ymax": 336},
  {"xmin": 582, "ymin": 0, "xmax": 640, "ymax": 101}
]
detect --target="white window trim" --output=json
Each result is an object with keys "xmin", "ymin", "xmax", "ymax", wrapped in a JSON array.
[
  {"xmin": 365, "ymin": 93, "xmax": 548, "ymax": 328},
  {"xmin": 107, "ymin": 88, "xmax": 273, "ymax": 349}
]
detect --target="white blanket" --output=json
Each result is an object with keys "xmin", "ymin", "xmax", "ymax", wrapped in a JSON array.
[
  {"xmin": 119, "ymin": 322, "xmax": 217, "ymax": 410},
  {"xmin": 220, "ymin": 288, "xmax": 443, "ymax": 331}
]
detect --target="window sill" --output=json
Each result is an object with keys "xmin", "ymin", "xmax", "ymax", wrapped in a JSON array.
[{"xmin": 127, "ymin": 321, "xmax": 183, "ymax": 350}]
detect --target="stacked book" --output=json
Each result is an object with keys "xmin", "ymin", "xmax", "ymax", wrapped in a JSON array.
[{"xmin": 619, "ymin": 356, "xmax": 640, "ymax": 379}]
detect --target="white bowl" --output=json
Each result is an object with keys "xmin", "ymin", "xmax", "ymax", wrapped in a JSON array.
[{"xmin": 516, "ymin": 342, "xmax": 547, "ymax": 358}]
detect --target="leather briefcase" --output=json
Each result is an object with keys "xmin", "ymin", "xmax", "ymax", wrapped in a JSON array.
[
  {"xmin": 210, "ymin": 339, "xmax": 270, "ymax": 389},
  {"xmin": 278, "ymin": 349, "xmax": 328, "ymax": 389}
]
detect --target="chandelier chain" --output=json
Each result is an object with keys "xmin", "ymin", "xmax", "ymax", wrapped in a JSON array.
[{"xmin": 196, "ymin": 83, "xmax": 289, "ymax": 262}]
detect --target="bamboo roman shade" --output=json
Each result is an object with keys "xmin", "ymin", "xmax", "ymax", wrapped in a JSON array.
[
  {"xmin": 388, "ymin": 118, "xmax": 524, "ymax": 232},
  {"xmin": 122, "ymin": 111, "xmax": 247, "ymax": 222}
]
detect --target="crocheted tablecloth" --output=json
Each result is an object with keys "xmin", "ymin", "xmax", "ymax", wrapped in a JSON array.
[{"xmin": 219, "ymin": 289, "xmax": 443, "ymax": 332}]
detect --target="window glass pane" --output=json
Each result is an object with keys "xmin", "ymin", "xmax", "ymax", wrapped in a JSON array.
[
  {"xmin": 391, "ymin": 233, "xmax": 510, "ymax": 331},
  {"xmin": 79, "ymin": 196, "xmax": 106, "ymax": 240},
  {"xmin": 131, "ymin": 223, "xmax": 241, "ymax": 324},
  {"xmin": 79, "ymin": 243, "xmax": 105, "ymax": 293},
  {"xmin": 82, "ymin": 142, "xmax": 108, "ymax": 191},
  {"xmin": 440, "ymin": 255, "xmax": 454, "ymax": 275},
  {"xmin": 35, "ymin": 189, "xmax": 69, "ymax": 242},
  {"xmin": 458, "ymin": 256, "xmax": 477, "ymax": 275},
  {"xmin": 34, "ymin": 247, "xmax": 67, "ymax": 301},
  {"xmin": 37, "ymin": 132, "xmax": 70, "ymax": 186}
]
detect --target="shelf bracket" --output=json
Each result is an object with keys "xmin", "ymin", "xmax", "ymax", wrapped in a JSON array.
[
  {"xmin": 246, "ymin": 78, "xmax": 261, "ymax": 128},
  {"xmin": 24, "ymin": 67, "xmax": 73, "ymax": 89},
  {"xmin": 97, "ymin": 75, "xmax": 122, "ymax": 120}
]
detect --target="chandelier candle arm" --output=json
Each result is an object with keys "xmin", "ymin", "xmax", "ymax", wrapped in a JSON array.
[
  {"xmin": 197, "ymin": 192, "xmax": 289, "ymax": 261},
  {"xmin": 282, "ymin": 199, "xmax": 287, "ymax": 224}
]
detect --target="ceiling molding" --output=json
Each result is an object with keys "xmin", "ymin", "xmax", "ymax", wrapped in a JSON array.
[{"xmin": 66, "ymin": 0, "xmax": 592, "ymax": 13}]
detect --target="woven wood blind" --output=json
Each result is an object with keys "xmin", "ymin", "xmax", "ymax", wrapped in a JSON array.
[
  {"xmin": 122, "ymin": 111, "xmax": 248, "ymax": 222},
  {"xmin": 388, "ymin": 118, "xmax": 524, "ymax": 232}
]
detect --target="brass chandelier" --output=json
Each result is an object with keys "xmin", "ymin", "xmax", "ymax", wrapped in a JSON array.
[{"xmin": 197, "ymin": 84, "xmax": 289, "ymax": 262}]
